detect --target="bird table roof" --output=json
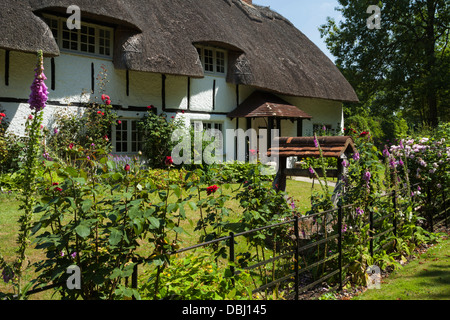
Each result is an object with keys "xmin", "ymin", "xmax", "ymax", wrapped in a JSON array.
[{"xmin": 268, "ymin": 136, "xmax": 357, "ymax": 158}]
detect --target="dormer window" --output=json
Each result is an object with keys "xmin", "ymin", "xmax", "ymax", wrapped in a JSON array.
[
  {"xmin": 196, "ymin": 45, "xmax": 227, "ymax": 75},
  {"xmin": 44, "ymin": 14, "xmax": 113, "ymax": 58}
]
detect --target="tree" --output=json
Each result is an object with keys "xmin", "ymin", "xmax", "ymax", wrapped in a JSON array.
[{"xmin": 320, "ymin": 0, "xmax": 450, "ymax": 128}]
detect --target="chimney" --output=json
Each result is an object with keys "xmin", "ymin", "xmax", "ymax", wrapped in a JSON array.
[{"xmin": 242, "ymin": 0, "xmax": 253, "ymax": 5}]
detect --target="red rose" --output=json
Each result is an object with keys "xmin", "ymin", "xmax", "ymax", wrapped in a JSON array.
[
  {"xmin": 69, "ymin": 143, "xmax": 74, "ymax": 150},
  {"xmin": 359, "ymin": 131, "xmax": 370, "ymax": 137},
  {"xmin": 105, "ymin": 100, "xmax": 111, "ymax": 105},
  {"xmin": 165, "ymin": 156, "xmax": 174, "ymax": 166},
  {"xmin": 206, "ymin": 185, "xmax": 218, "ymax": 195},
  {"xmin": 124, "ymin": 164, "xmax": 131, "ymax": 172}
]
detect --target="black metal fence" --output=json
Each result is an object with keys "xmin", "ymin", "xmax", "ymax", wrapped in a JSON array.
[{"xmin": 24, "ymin": 184, "xmax": 448, "ymax": 299}]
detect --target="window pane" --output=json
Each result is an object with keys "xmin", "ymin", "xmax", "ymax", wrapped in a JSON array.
[
  {"xmin": 216, "ymin": 51, "xmax": 225, "ymax": 73},
  {"xmin": 204, "ymin": 49, "xmax": 214, "ymax": 72}
]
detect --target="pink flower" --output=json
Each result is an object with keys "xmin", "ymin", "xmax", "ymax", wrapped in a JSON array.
[
  {"xmin": 69, "ymin": 143, "xmax": 74, "ymax": 150},
  {"xmin": 117, "ymin": 120, "xmax": 122, "ymax": 125},
  {"xmin": 105, "ymin": 100, "xmax": 111, "ymax": 105},
  {"xmin": 28, "ymin": 115, "xmax": 34, "ymax": 120},
  {"xmin": 356, "ymin": 207, "xmax": 364, "ymax": 216},
  {"xmin": 28, "ymin": 51, "xmax": 48, "ymax": 112},
  {"xmin": 101, "ymin": 94, "xmax": 110, "ymax": 101}
]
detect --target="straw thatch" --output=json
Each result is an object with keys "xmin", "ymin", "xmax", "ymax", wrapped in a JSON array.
[{"xmin": 0, "ymin": 0, "xmax": 359, "ymax": 103}]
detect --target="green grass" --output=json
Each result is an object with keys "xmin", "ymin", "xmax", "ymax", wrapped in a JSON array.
[{"xmin": 353, "ymin": 236, "xmax": 450, "ymax": 300}]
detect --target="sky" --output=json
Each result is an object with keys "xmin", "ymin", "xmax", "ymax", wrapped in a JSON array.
[{"xmin": 254, "ymin": 0, "xmax": 343, "ymax": 62}]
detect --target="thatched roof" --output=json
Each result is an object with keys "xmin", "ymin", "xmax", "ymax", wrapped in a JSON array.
[
  {"xmin": 0, "ymin": 0, "xmax": 359, "ymax": 103},
  {"xmin": 228, "ymin": 91, "xmax": 312, "ymax": 119},
  {"xmin": 268, "ymin": 136, "xmax": 357, "ymax": 158}
]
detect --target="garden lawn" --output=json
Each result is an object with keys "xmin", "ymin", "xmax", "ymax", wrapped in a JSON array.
[{"xmin": 353, "ymin": 236, "xmax": 450, "ymax": 300}]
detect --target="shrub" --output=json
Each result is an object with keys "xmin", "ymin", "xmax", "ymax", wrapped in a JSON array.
[
  {"xmin": 46, "ymin": 95, "xmax": 117, "ymax": 166},
  {"xmin": 140, "ymin": 249, "xmax": 252, "ymax": 300},
  {"xmin": 137, "ymin": 107, "xmax": 185, "ymax": 168}
]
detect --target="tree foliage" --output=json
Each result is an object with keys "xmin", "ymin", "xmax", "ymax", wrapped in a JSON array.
[{"xmin": 320, "ymin": 0, "xmax": 450, "ymax": 128}]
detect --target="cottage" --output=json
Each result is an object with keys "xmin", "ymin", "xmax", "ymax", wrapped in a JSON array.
[{"xmin": 0, "ymin": 0, "xmax": 358, "ymax": 162}]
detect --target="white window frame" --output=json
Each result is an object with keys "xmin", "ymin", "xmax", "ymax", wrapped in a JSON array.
[
  {"xmin": 112, "ymin": 119, "xmax": 142, "ymax": 154},
  {"xmin": 196, "ymin": 45, "xmax": 227, "ymax": 76},
  {"xmin": 43, "ymin": 14, "xmax": 113, "ymax": 59}
]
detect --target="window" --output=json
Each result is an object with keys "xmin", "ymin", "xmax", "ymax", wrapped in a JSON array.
[
  {"xmin": 113, "ymin": 120, "xmax": 142, "ymax": 154},
  {"xmin": 191, "ymin": 121, "xmax": 223, "ymax": 133},
  {"xmin": 44, "ymin": 15, "xmax": 113, "ymax": 58},
  {"xmin": 197, "ymin": 46, "xmax": 227, "ymax": 75}
]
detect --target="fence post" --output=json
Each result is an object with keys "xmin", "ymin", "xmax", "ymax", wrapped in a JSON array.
[
  {"xmin": 427, "ymin": 186, "xmax": 434, "ymax": 232},
  {"xmin": 444, "ymin": 188, "xmax": 448, "ymax": 229},
  {"xmin": 229, "ymin": 232, "xmax": 235, "ymax": 286},
  {"xmin": 294, "ymin": 215, "xmax": 299, "ymax": 300},
  {"xmin": 338, "ymin": 204, "xmax": 343, "ymax": 291},
  {"xmin": 369, "ymin": 206, "xmax": 374, "ymax": 258},
  {"xmin": 131, "ymin": 258, "xmax": 138, "ymax": 300},
  {"xmin": 392, "ymin": 190, "xmax": 398, "ymax": 237}
]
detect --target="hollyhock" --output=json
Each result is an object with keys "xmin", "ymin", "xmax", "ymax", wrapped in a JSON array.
[{"xmin": 28, "ymin": 51, "xmax": 49, "ymax": 112}]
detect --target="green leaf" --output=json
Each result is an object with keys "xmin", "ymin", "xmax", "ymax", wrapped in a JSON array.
[
  {"xmin": 149, "ymin": 217, "xmax": 160, "ymax": 229},
  {"xmin": 75, "ymin": 223, "xmax": 91, "ymax": 238},
  {"xmin": 109, "ymin": 228, "xmax": 123, "ymax": 246},
  {"xmin": 66, "ymin": 167, "xmax": 78, "ymax": 178},
  {"xmin": 81, "ymin": 199, "xmax": 93, "ymax": 213},
  {"xmin": 188, "ymin": 201, "xmax": 198, "ymax": 211}
]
